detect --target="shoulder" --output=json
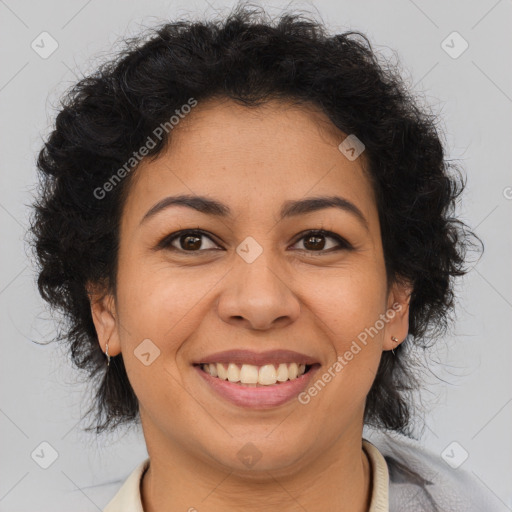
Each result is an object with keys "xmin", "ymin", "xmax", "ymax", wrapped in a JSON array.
[{"xmin": 365, "ymin": 429, "xmax": 502, "ymax": 512}]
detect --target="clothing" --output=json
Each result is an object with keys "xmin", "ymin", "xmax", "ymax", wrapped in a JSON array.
[
  {"xmin": 366, "ymin": 429, "xmax": 503, "ymax": 511},
  {"xmin": 102, "ymin": 456, "xmax": 148, "ymax": 512},
  {"xmin": 103, "ymin": 440, "xmax": 387, "ymax": 512},
  {"xmin": 102, "ymin": 431, "xmax": 501, "ymax": 511}
]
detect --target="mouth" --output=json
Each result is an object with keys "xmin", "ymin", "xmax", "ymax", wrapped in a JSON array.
[
  {"xmin": 195, "ymin": 362, "xmax": 314, "ymax": 386},
  {"xmin": 192, "ymin": 349, "xmax": 320, "ymax": 409}
]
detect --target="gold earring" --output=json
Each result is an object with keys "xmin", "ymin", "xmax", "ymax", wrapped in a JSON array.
[
  {"xmin": 391, "ymin": 336, "xmax": 399, "ymax": 355},
  {"xmin": 105, "ymin": 340, "xmax": 111, "ymax": 367}
]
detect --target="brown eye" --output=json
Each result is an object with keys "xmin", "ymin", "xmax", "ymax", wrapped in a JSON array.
[
  {"xmin": 180, "ymin": 234, "xmax": 202, "ymax": 250},
  {"xmin": 303, "ymin": 234, "xmax": 327, "ymax": 251},
  {"xmin": 159, "ymin": 230, "xmax": 220, "ymax": 252},
  {"xmin": 157, "ymin": 228, "xmax": 352, "ymax": 255},
  {"xmin": 292, "ymin": 230, "xmax": 352, "ymax": 253}
]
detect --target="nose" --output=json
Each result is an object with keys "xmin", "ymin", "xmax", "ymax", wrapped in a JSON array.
[{"xmin": 216, "ymin": 252, "xmax": 301, "ymax": 331}]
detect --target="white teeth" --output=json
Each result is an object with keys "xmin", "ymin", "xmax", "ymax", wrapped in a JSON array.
[
  {"xmin": 227, "ymin": 363, "xmax": 240, "ymax": 382},
  {"xmin": 239, "ymin": 364, "xmax": 259, "ymax": 384},
  {"xmin": 216, "ymin": 363, "xmax": 228, "ymax": 380},
  {"xmin": 276, "ymin": 363, "xmax": 289, "ymax": 382},
  {"xmin": 202, "ymin": 362, "xmax": 308, "ymax": 385},
  {"xmin": 258, "ymin": 364, "xmax": 277, "ymax": 385}
]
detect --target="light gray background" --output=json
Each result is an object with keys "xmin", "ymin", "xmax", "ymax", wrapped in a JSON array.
[{"xmin": 1, "ymin": 0, "xmax": 511, "ymax": 510}]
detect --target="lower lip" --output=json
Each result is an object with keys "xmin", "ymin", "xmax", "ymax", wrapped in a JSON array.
[{"xmin": 194, "ymin": 365, "xmax": 320, "ymax": 409}]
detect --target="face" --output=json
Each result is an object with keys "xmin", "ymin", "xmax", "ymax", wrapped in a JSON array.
[{"xmin": 90, "ymin": 97, "xmax": 411, "ymax": 475}]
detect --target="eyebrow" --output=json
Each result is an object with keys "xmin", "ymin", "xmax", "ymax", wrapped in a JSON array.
[{"xmin": 140, "ymin": 194, "xmax": 369, "ymax": 230}]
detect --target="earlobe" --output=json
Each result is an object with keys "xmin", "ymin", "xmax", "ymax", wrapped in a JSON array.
[
  {"xmin": 383, "ymin": 280, "xmax": 413, "ymax": 351},
  {"xmin": 390, "ymin": 335, "xmax": 399, "ymax": 355},
  {"xmin": 87, "ymin": 281, "xmax": 121, "ymax": 357}
]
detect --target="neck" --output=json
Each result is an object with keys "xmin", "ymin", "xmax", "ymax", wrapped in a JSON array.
[{"xmin": 140, "ymin": 430, "xmax": 372, "ymax": 512}]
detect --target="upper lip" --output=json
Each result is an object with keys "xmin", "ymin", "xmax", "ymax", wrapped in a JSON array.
[{"xmin": 194, "ymin": 349, "xmax": 319, "ymax": 367}]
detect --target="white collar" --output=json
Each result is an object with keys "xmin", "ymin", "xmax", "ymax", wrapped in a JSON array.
[{"xmin": 103, "ymin": 439, "xmax": 389, "ymax": 511}]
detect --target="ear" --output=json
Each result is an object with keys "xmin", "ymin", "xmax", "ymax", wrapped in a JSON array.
[
  {"xmin": 86, "ymin": 280, "xmax": 121, "ymax": 357},
  {"xmin": 382, "ymin": 278, "xmax": 413, "ymax": 352}
]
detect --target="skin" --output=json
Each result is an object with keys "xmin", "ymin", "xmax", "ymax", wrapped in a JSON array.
[{"xmin": 90, "ymin": 97, "xmax": 412, "ymax": 512}]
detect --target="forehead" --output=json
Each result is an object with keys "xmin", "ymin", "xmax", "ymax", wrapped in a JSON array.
[{"xmin": 121, "ymin": 97, "xmax": 376, "ymax": 226}]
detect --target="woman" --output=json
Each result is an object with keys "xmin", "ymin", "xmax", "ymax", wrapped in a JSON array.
[{"xmin": 29, "ymin": 5, "xmax": 497, "ymax": 511}]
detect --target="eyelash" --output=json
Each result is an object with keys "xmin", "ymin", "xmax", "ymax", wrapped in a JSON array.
[{"xmin": 157, "ymin": 229, "xmax": 353, "ymax": 254}]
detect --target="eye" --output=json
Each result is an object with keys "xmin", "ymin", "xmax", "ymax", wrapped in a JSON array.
[
  {"xmin": 290, "ymin": 230, "xmax": 353, "ymax": 253},
  {"xmin": 158, "ymin": 229, "xmax": 221, "ymax": 252},
  {"xmin": 157, "ymin": 228, "xmax": 352, "ymax": 254}
]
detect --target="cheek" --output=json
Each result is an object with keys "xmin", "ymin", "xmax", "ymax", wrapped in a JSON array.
[
  {"xmin": 116, "ymin": 258, "xmax": 210, "ymax": 340},
  {"xmin": 113, "ymin": 263, "xmax": 204, "ymax": 417},
  {"xmin": 114, "ymin": 259, "xmax": 229, "ymax": 390},
  {"xmin": 301, "ymin": 268, "xmax": 387, "ymax": 403},
  {"xmin": 306, "ymin": 266, "xmax": 388, "ymax": 346}
]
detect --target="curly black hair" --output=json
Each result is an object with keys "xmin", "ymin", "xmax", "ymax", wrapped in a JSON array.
[{"xmin": 28, "ymin": 3, "xmax": 481, "ymax": 436}]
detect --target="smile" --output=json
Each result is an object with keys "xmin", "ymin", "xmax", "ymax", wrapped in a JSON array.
[
  {"xmin": 193, "ymin": 349, "xmax": 321, "ymax": 409},
  {"xmin": 200, "ymin": 362, "xmax": 310, "ymax": 386}
]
